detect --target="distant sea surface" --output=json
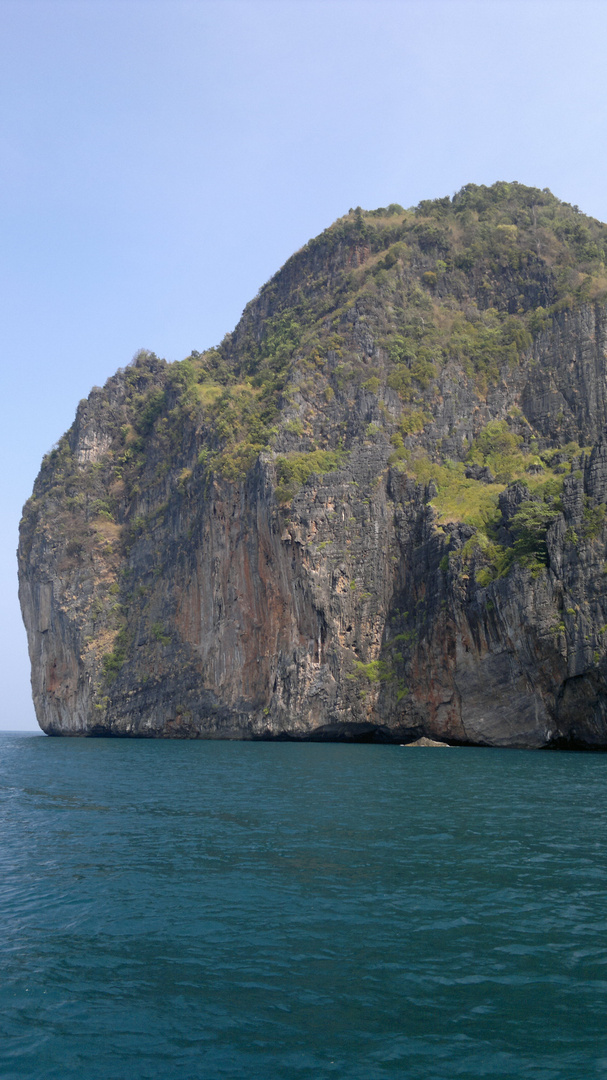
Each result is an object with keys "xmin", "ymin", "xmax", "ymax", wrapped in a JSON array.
[{"xmin": 2, "ymin": 734, "xmax": 607, "ymax": 1079}]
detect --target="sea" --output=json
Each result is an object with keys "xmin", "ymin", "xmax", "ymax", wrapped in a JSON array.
[{"xmin": 1, "ymin": 733, "xmax": 607, "ymax": 1080}]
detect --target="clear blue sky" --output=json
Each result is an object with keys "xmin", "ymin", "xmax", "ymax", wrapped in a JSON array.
[{"xmin": 3, "ymin": 0, "xmax": 607, "ymax": 729}]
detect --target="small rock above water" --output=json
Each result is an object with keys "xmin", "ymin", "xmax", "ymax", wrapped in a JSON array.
[{"xmin": 402, "ymin": 737, "xmax": 451, "ymax": 747}]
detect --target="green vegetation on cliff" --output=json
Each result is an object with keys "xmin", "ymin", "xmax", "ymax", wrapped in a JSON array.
[
  {"xmin": 42, "ymin": 183, "xmax": 607, "ymax": 490},
  {"xmin": 22, "ymin": 182, "xmax": 607, "ymax": 590},
  {"xmin": 222, "ymin": 179, "xmax": 607, "ymax": 394},
  {"xmin": 274, "ymin": 449, "xmax": 347, "ymax": 504}
]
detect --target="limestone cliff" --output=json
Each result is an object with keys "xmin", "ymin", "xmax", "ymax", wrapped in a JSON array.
[{"xmin": 18, "ymin": 182, "xmax": 607, "ymax": 745}]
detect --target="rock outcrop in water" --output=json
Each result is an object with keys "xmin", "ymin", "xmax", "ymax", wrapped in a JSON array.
[{"xmin": 18, "ymin": 182, "xmax": 607, "ymax": 745}]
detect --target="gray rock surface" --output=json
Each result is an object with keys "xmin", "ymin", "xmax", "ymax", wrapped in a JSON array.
[{"xmin": 18, "ymin": 196, "xmax": 607, "ymax": 747}]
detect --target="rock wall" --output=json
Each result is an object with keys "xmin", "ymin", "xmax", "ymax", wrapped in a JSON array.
[
  {"xmin": 18, "ymin": 193, "xmax": 607, "ymax": 745},
  {"xmin": 18, "ymin": 362, "xmax": 607, "ymax": 747}
]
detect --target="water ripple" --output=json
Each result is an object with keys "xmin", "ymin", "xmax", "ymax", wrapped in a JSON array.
[{"xmin": 1, "ymin": 736, "xmax": 607, "ymax": 1078}]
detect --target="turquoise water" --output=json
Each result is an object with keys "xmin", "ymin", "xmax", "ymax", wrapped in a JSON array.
[{"xmin": 1, "ymin": 735, "xmax": 607, "ymax": 1079}]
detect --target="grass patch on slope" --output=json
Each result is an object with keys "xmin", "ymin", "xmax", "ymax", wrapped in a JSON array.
[
  {"xmin": 408, "ymin": 458, "xmax": 505, "ymax": 530},
  {"xmin": 274, "ymin": 449, "xmax": 347, "ymax": 504},
  {"xmin": 393, "ymin": 418, "xmax": 576, "ymax": 580}
]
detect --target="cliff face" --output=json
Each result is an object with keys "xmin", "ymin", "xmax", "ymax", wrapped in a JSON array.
[{"xmin": 18, "ymin": 183, "xmax": 607, "ymax": 745}]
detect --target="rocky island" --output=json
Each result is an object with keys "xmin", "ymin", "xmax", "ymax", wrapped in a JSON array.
[{"xmin": 18, "ymin": 182, "xmax": 607, "ymax": 746}]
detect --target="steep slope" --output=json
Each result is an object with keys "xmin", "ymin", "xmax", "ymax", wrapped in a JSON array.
[{"xmin": 18, "ymin": 182, "xmax": 607, "ymax": 745}]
